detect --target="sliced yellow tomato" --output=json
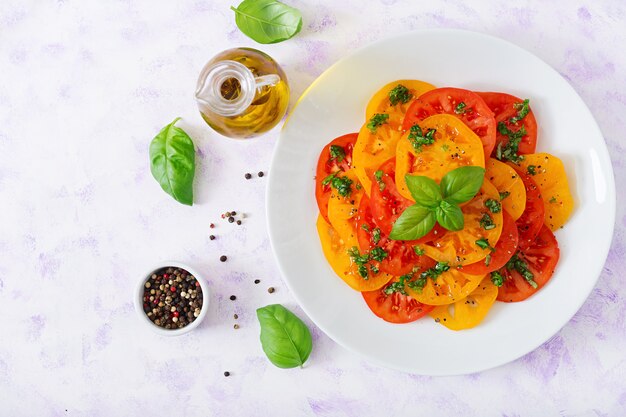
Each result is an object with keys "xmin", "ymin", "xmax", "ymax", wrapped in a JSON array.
[
  {"xmin": 395, "ymin": 114, "xmax": 485, "ymax": 201},
  {"xmin": 423, "ymin": 180, "xmax": 503, "ymax": 266},
  {"xmin": 316, "ymin": 216, "xmax": 393, "ymax": 291},
  {"xmin": 485, "ymin": 158, "xmax": 526, "ymax": 221},
  {"xmin": 429, "ymin": 276, "xmax": 498, "ymax": 330},
  {"xmin": 353, "ymin": 122, "xmax": 402, "ymax": 195},
  {"xmin": 516, "ymin": 153, "xmax": 574, "ymax": 231},
  {"xmin": 327, "ymin": 169, "xmax": 364, "ymax": 243},
  {"xmin": 405, "ymin": 267, "xmax": 485, "ymax": 306},
  {"xmin": 365, "ymin": 79, "xmax": 436, "ymax": 129}
]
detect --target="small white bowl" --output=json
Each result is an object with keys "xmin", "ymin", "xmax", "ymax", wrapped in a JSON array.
[{"xmin": 134, "ymin": 261, "xmax": 210, "ymax": 336}]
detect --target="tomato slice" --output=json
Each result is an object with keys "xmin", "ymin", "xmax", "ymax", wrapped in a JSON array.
[
  {"xmin": 395, "ymin": 114, "xmax": 485, "ymax": 201},
  {"xmin": 485, "ymin": 158, "xmax": 526, "ymax": 221},
  {"xmin": 315, "ymin": 133, "xmax": 358, "ymax": 223},
  {"xmin": 368, "ymin": 158, "xmax": 443, "ymax": 241},
  {"xmin": 365, "ymin": 79, "xmax": 436, "ymax": 130},
  {"xmin": 476, "ymin": 92, "xmax": 537, "ymax": 156},
  {"xmin": 461, "ymin": 210, "xmax": 519, "ymax": 275},
  {"xmin": 353, "ymin": 120, "xmax": 403, "ymax": 197},
  {"xmin": 516, "ymin": 153, "xmax": 574, "ymax": 231},
  {"xmin": 362, "ymin": 276, "xmax": 435, "ymax": 324},
  {"xmin": 405, "ymin": 261, "xmax": 485, "ymax": 306},
  {"xmin": 513, "ymin": 168, "xmax": 545, "ymax": 250},
  {"xmin": 316, "ymin": 215, "xmax": 393, "ymax": 292},
  {"xmin": 327, "ymin": 169, "xmax": 364, "ymax": 244},
  {"xmin": 496, "ymin": 225, "xmax": 560, "ymax": 302},
  {"xmin": 403, "ymin": 87, "xmax": 497, "ymax": 160},
  {"xmin": 356, "ymin": 194, "xmax": 433, "ymax": 276},
  {"xmin": 429, "ymin": 277, "xmax": 499, "ymax": 330},
  {"xmin": 422, "ymin": 180, "xmax": 503, "ymax": 267}
]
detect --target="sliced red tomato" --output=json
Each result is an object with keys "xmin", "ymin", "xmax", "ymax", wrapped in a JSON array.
[
  {"xmin": 356, "ymin": 194, "xmax": 432, "ymax": 276},
  {"xmin": 362, "ymin": 276, "xmax": 435, "ymax": 324},
  {"xmin": 402, "ymin": 87, "xmax": 497, "ymax": 159},
  {"xmin": 477, "ymin": 92, "xmax": 537, "ymax": 156},
  {"xmin": 315, "ymin": 133, "xmax": 358, "ymax": 222},
  {"xmin": 368, "ymin": 158, "xmax": 443, "ymax": 240},
  {"xmin": 461, "ymin": 210, "xmax": 519, "ymax": 275},
  {"xmin": 514, "ymin": 168, "xmax": 545, "ymax": 250},
  {"xmin": 496, "ymin": 225, "xmax": 560, "ymax": 302}
]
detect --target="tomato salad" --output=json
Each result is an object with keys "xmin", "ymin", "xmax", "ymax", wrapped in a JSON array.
[{"xmin": 315, "ymin": 82, "xmax": 574, "ymax": 330}]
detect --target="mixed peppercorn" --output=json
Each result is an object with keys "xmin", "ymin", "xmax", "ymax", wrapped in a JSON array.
[{"xmin": 142, "ymin": 267, "xmax": 203, "ymax": 330}]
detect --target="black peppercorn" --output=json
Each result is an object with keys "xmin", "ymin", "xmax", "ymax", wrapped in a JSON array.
[
  {"xmin": 224, "ymin": 371, "xmax": 230, "ymax": 377},
  {"xmin": 254, "ymin": 279, "xmax": 260, "ymax": 284},
  {"xmin": 209, "ymin": 235, "xmax": 216, "ymax": 240},
  {"xmin": 244, "ymin": 173, "xmax": 252, "ymax": 179},
  {"xmin": 268, "ymin": 287, "xmax": 275, "ymax": 293},
  {"xmin": 230, "ymin": 295, "xmax": 236, "ymax": 301},
  {"xmin": 220, "ymin": 255, "xmax": 227, "ymax": 262},
  {"xmin": 236, "ymin": 220, "xmax": 242, "ymax": 225},
  {"xmin": 258, "ymin": 171, "xmax": 264, "ymax": 177},
  {"xmin": 228, "ymin": 217, "xmax": 235, "ymax": 223}
]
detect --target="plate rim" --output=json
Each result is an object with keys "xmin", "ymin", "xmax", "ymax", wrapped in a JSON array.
[{"xmin": 265, "ymin": 28, "xmax": 617, "ymax": 375}]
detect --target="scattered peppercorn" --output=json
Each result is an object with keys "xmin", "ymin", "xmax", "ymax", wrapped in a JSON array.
[
  {"xmin": 245, "ymin": 173, "xmax": 252, "ymax": 179},
  {"xmin": 234, "ymin": 324, "xmax": 240, "ymax": 329},
  {"xmin": 224, "ymin": 371, "xmax": 230, "ymax": 377},
  {"xmin": 268, "ymin": 287, "xmax": 275, "ymax": 293},
  {"xmin": 210, "ymin": 223, "xmax": 215, "ymax": 229},
  {"xmin": 141, "ymin": 267, "xmax": 203, "ymax": 330},
  {"xmin": 233, "ymin": 314, "xmax": 238, "ymax": 319},
  {"xmin": 254, "ymin": 279, "xmax": 260, "ymax": 284},
  {"xmin": 220, "ymin": 255, "xmax": 227, "ymax": 262},
  {"xmin": 228, "ymin": 216, "xmax": 235, "ymax": 223},
  {"xmin": 231, "ymin": 211, "xmax": 237, "ymax": 216},
  {"xmin": 209, "ymin": 235, "xmax": 216, "ymax": 240},
  {"xmin": 236, "ymin": 220, "xmax": 242, "ymax": 225},
  {"xmin": 258, "ymin": 171, "xmax": 264, "ymax": 177},
  {"xmin": 230, "ymin": 295, "xmax": 236, "ymax": 301}
]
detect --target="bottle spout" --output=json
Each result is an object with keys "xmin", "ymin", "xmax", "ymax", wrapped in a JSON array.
[{"xmin": 194, "ymin": 60, "xmax": 257, "ymax": 117}]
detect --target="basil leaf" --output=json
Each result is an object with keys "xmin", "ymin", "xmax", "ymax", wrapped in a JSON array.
[
  {"xmin": 404, "ymin": 175, "xmax": 442, "ymax": 208},
  {"xmin": 231, "ymin": 0, "xmax": 302, "ymax": 44},
  {"xmin": 435, "ymin": 200, "xmax": 464, "ymax": 231},
  {"xmin": 257, "ymin": 304, "xmax": 312, "ymax": 368},
  {"xmin": 389, "ymin": 205, "xmax": 436, "ymax": 240},
  {"xmin": 440, "ymin": 166, "xmax": 485, "ymax": 205},
  {"xmin": 149, "ymin": 117, "xmax": 195, "ymax": 206}
]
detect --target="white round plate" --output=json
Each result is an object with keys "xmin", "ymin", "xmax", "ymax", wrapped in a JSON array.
[{"xmin": 266, "ymin": 29, "xmax": 615, "ymax": 375}]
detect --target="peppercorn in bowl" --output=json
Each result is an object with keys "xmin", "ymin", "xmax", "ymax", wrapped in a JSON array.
[{"xmin": 134, "ymin": 262, "xmax": 209, "ymax": 336}]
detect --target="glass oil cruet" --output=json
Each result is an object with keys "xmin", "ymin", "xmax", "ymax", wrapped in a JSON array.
[{"xmin": 195, "ymin": 48, "xmax": 290, "ymax": 139}]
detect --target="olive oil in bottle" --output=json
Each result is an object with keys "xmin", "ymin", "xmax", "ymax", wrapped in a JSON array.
[{"xmin": 195, "ymin": 48, "xmax": 290, "ymax": 139}]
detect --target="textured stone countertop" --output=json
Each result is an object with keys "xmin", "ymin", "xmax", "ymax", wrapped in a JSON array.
[{"xmin": 0, "ymin": 1, "xmax": 624, "ymax": 415}]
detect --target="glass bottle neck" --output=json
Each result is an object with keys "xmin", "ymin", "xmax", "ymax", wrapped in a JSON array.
[{"xmin": 195, "ymin": 60, "xmax": 280, "ymax": 117}]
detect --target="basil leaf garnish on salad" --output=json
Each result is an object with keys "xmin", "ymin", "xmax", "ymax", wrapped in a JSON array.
[
  {"xmin": 390, "ymin": 166, "xmax": 485, "ymax": 240},
  {"xmin": 388, "ymin": 84, "xmax": 412, "ymax": 105}
]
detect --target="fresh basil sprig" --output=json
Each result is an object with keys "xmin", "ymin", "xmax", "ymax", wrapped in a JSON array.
[
  {"xmin": 257, "ymin": 304, "xmax": 312, "ymax": 368},
  {"xmin": 231, "ymin": 0, "xmax": 302, "ymax": 44},
  {"xmin": 389, "ymin": 166, "xmax": 485, "ymax": 240},
  {"xmin": 149, "ymin": 117, "xmax": 195, "ymax": 206}
]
